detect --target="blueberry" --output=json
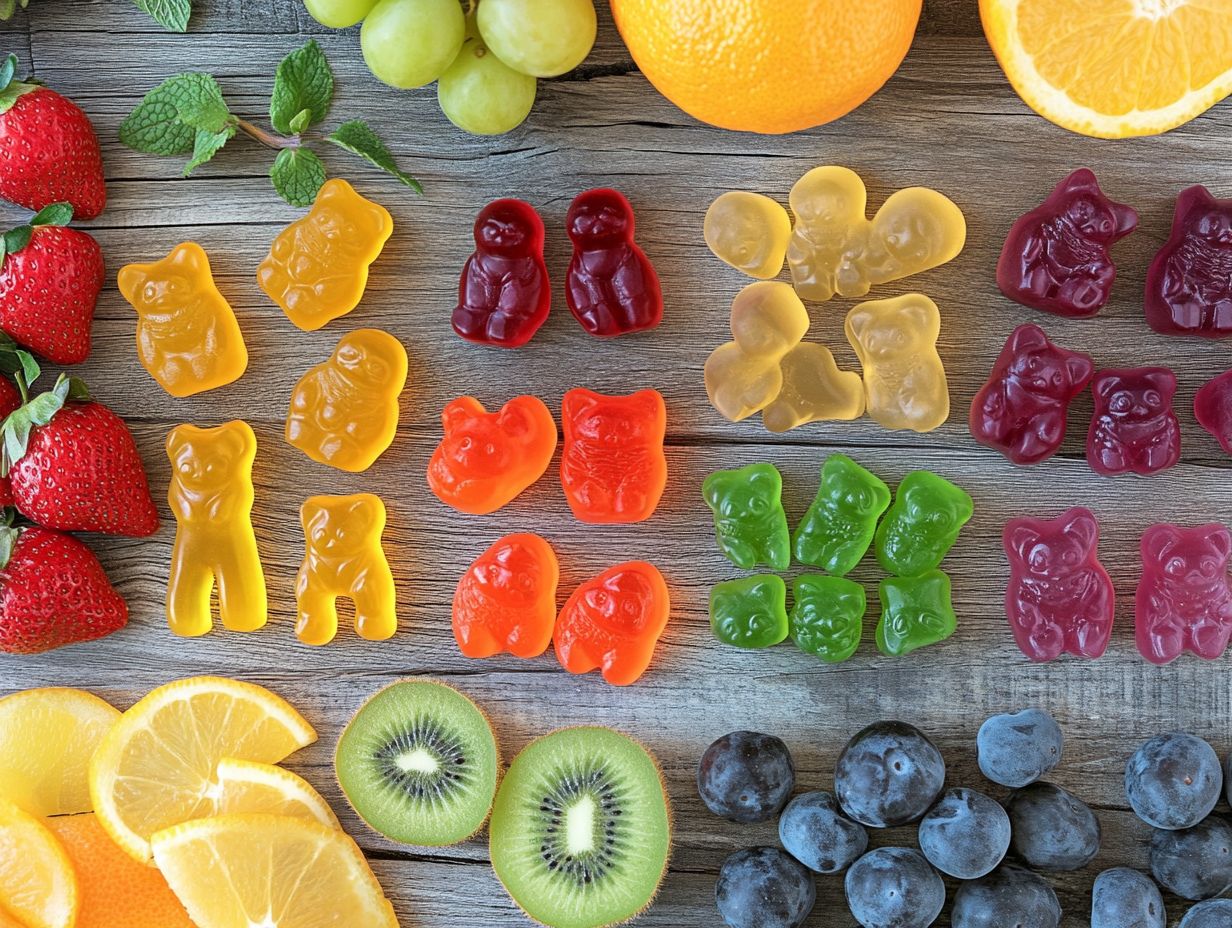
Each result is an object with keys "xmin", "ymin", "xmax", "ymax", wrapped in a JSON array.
[
  {"xmin": 715, "ymin": 846, "xmax": 815, "ymax": 928},
  {"xmin": 698, "ymin": 731, "xmax": 795, "ymax": 823},
  {"xmin": 1180, "ymin": 899, "xmax": 1232, "ymax": 928},
  {"xmin": 834, "ymin": 721, "xmax": 945, "ymax": 828},
  {"xmin": 844, "ymin": 847, "xmax": 944, "ymax": 928},
  {"xmin": 951, "ymin": 865, "xmax": 1061, "ymax": 928},
  {"xmin": 1149, "ymin": 817, "xmax": 1232, "ymax": 901},
  {"xmin": 1091, "ymin": 867, "xmax": 1165, "ymax": 928},
  {"xmin": 917, "ymin": 787, "xmax": 1010, "ymax": 879},
  {"xmin": 778, "ymin": 790, "xmax": 868, "ymax": 874},
  {"xmin": 1126, "ymin": 733, "xmax": 1223, "ymax": 830},
  {"xmin": 1004, "ymin": 781, "xmax": 1101, "ymax": 870},
  {"xmin": 976, "ymin": 708, "xmax": 1062, "ymax": 788}
]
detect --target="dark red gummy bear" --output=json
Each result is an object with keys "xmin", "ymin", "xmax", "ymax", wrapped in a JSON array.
[
  {"xmin": 451, "ymin": 198, "xmax": 550, "ymax": 349},
  {"xmin": 1004, "ymin": 507, "xmax": 1115, "ymax": 662},
  {"xmin": 565, "ymin": 188, "xmax": 663, "ymax": 338},
  {"xmin": 1086, "ymin": 367, "xmax": 1180, "ymax": 477},
  {"xmin": 996, "ymin": 168, "xmax": 1138, "ymax": 318},
  {"xmin": 1194, "ymin": 370, "xmax": 1232, "ymax": 455},
  {"xmin": 970, "ymin": 323, "xmax": 1094, "ymax": 465},
  {"xmin": 1137, "ymin": 522, "xmax": 1232, "ymax": 665},
  {"xmin": 1145, "ymin": 186, "xmax": 1232, "ymax": 337}
]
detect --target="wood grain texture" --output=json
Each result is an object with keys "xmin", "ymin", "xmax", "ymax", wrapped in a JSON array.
[{"xmin": 2, "ymin": 2, "xmax": 1232, "ymax": 926}]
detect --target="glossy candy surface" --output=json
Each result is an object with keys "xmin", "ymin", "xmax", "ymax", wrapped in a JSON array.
[
  {"xmin": 790, "ymin": 575, "xmax": 865, "ymax": 664},
  {"xmin": 761, "ymin": 343, "xmax": 864, "ymax": 433},
  {"xmin": 875, "ymin": 470, "xmax": 973, "ymax": 577},
  {"xmin": 704, "ymin": 191, "xmax": 792, "ymax": 280},
  {"xmin": 703, "ymin": 462, "xmax": 791, "ymax": 571},
  {"xmin": 876, "ymin": 570, "xmax": 957, "ymax": 656},
  {"xmin": 1145, "ymin": 186, "xmax": 1232, "ymax": 337},
  {"xmin": 1193, "ymin": 369, "xmax": 1232, "ymax": 455},
  {"xmin": 710, "ymin": 575, "xmax": 789, "ymax": 650},
  {"xmin": 1136, "ymin": 523, "xmax": 1232, "ymax": 665},
  {"xmin": 452, "ymin": 533, "xmax": 559, "ymax": 660},
  {"xmin": 1087, "ymin": 367, "xmax": 1181, "ymax": 477},
  {"xmin": 792, "ymin": 454, "xmax": 890, "ymax": 575}
]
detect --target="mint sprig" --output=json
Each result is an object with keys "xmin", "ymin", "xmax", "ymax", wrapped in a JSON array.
[
  {"xmin": 0, "ymin": 1, "xmax": 29, "ymax": 22},
  {"xmin": 132, "ymin": 0, "xmax": 192, "ymax": 32},
  {"xmin": 118, "ymin": 40, "xmax": 422, "ymax": 207}
]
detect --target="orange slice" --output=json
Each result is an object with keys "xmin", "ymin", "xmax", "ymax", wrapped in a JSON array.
[{"xmin": 0, "ymin": 799, "xmax": 77, "ymax": 928}]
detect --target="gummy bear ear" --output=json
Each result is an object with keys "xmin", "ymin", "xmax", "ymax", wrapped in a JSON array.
[
  {"xmin": 1178, "ymin": 185, "xmax": 1219, "ymax": 223},
  {"xmin": 1065, "ymin": 352, "xmax": 1094, "ymax": 386},
  {"xmin": 1208, "ymin": 527, "xmax": 1232, "ymax": 562},
  {"xmin": 1005, "ymin": 523, "xmax": 1041, "ymax": 561},
  {"xmin": 564, "ymin": 390, "xmax": 600, "ymax": 420},
  {"xmin": 1008, "ymin": 324, "xmax": 1047, "ymax": 354},
  {"xmin": 1112, "ymin": 202, "xmax": 1139, "ymax": 237},
  {"xmin": 1093, "ymin": 374, "xmax": 1118, "ymax": 400},
  {"xmin": 746, "ymin": 466, "xmax": 781, "ymax": 499},
  {"xmin": 1061, "ymin": 510, "xmax": 1098, "ymax": 552},
  {"xmin": 1058, "ymin": 168, "xmax": 1100, "ymax": 198},
  {"xmin": 1143, "ymin": 369, "xmax": 1176, "ymax": 395},
  {"xmin": 898, "ymin": 299, "xmax": 938, "ymax": 336},
  {"xmin": 1143, "ymin": 525, "xmax": 1181, "ymax": 564},
  {"xmin": 497, "ymin": 401, "xmax": 538, "ymax": 438},
  {"xmin": 442, "ymin": 397, "xmax": 481, "ymax": 432},
  {"xmin": 169, "ymin": 242, "xmax": 204, "ymax": 273}
]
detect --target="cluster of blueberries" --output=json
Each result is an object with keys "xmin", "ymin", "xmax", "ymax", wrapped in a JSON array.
[{"xmin": 697, "ymin": 709, "xmax": 1232, "ymax": 928}]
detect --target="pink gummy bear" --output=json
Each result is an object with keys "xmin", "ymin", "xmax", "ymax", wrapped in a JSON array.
[
  {"xmin": 1137, "ymin": 523, "xmax": 1232, "ymax": 665},
  {"xmin": 970, "ymin": 323, "xmax": 1094, "ymax": 465},
  {"xmin": 1086, "ymin": 367, "xmax": 1181, "ymax": 477},
  {"xmin": 1004, "ymin": 508, "xmax": 1115, "ymax": 662},
  {"xmin": 1194, "ymin": 369, "xmax": 1232, "ymax": 455},
  {"xmin": 1144, "ymin": 186, "xmax": 1232, "ymax": 338}
]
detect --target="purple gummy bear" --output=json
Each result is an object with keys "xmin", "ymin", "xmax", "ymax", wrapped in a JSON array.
[
  {"xmin": 1137, "ymin": 523, "xmax": 1232, "ymax": 665},
  {"xmin": 1194, "ymin": 369, "xmax": 1232, "ymax": 455},
  {"xmin": 1144, "ymin": 186, "xmax": 1232, "ymax": 337},
  {"xmin": 970, "ymin": 323, "xmax": 1095, "ymax": 465},
  {"xmin": 1004, "ymin": 507, "xmax": 1115, "ymax": 662},
  {"xmin": 997, "ymin": 168, "xmax": 1138, "ymax": 317},
  {"xmin": 1086, "ymin": 367, "xmax": 1181, "ymax": 477}
]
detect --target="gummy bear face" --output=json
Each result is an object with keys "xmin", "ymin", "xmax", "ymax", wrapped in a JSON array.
[
  {"xmin": 123, "ymin": 242, "xmax": 209, "ymax": 316},
  {"xmin": 315, "ymin": 179, "xmax": 390, "ymax": 246},
  {"xmin": 1095, "ymin": 370, "xmax": 1174, "ymax": 421},
  {"xmin": 1007, "ymin": 510, "xmax": 1099, "ymax": 580},
  {"xmin": 304, "ymin": 496, "xmax": 381, "ymax": 557},
  {"xmin": 1145, "ymin": 525, "xmax": 1232, "ymax": 587},
  {"xmin": 168, "ymin": 422, "xmax": 254, "ymax": 495},
  {"xmin": 902, "ymin": 481, "xmax": 965, "ymax": 536},
  {"xmin": 1194, "ymin": 203, "xmax": 1232, "ymax": 245},
  {"xmin": 1052, "ymin": 169, "xmax": 1138, "ymax": 243},
  {"xmin": 576, "ymin": 569, "xmax": 657, "ymax": 638},
  {"xmin": 475, "ymin": 200, "xmax": 541, "ymax": 257},
  {"xmin": 821, "ymin": 456, "xmax": 889, "ymax": 520},
  {"xmin": 332, "ymin": 331, "xmax": 402, "ymax": 390},
  {"xmin": 567, "ymin": 189, "xmax": 632, "ymax": 247},
  {"xmin": 878, "ymin": 571, "xmax": 954, "ymax": 656},
  {"xmin": 705, "ymin": 466, "xmax": 781, "ymax": 535},
  {"xmin": 566, "ymin": 390, "xmax": 660, "ymax": 448},
  {"xmin": 1004, "ymin": 325, "xmax": 1093, "ymax": 398},
  {"xmin": 710, "ymin": 576, "xmax": 788, "ymax": 649},
  {"xmin": 847, "ymin": 297, "xmax": 940, "ymax": 363},
  {"xmin": 472, "ymin": 539, "xmax": 550, "ymax": 609},
  {"xmin": 788, "ymin": 166, "xmax": 867, "ymax": 228}
]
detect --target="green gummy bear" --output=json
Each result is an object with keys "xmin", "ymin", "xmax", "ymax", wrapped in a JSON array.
[
  {"xmin": 875, "ymin": 470, "xmax": 973, "ymax": 577},
  {"xmin": 792, "ymin": 454, "xmax": 891, "ymax": 575},
  {"xmin": 876, "ymin": 570, "xmax": 956, "ymax": 657},
  {"xmin": 790, "ymin": 574, "xmax": 866, "ymax": 663},
  {"xmin": 710, "ymin": 575, "xmax": 789, "ymax": 649},
  {"xmin": 702, "ymin": 462, "xmax": 791, "ymax": 571}
]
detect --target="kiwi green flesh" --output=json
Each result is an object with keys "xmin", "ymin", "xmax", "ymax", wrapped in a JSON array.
[
  {"xmin": 490, "ymin": 727, "xmax": 671, "ymax": 928},
  {"xmin": 336, "ymin": 680, "xmax": 498, "ymax": 846}
]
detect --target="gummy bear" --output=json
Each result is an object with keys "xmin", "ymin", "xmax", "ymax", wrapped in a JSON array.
[
  {"xmin": 790, "ymin": 574, "xmax": 866, "ymax": 664},
  {"xmin": 704, "ymin": 281, "xmax": 809, "ymax": 422},
  {"xmin": 969, "ymin": 323, "xmax": 1094, "ymax": 466},
  {"xmin": 295, "ymin": 493, "xmax": 396, "ymax": 646},
  {"xmin": 427, "ymin": 395, "xmax": 557, "ymax": 515},
  {"xmin": 453, "ymin": 533, "xmax": 559, "ymax": 660},
  {"xmin": 117, "ymin": 242, "xmax": 248, "ymax": 398},
  {"xmin": 786, "ymin": 166, "xmax": 966, "ymax": 302},
  {"xmin": 565, "ymin": 188, "xmax": 663, "ymax": 338},
  {"xmin": 1194, "ymin": 369, "xmax": 1232, "ymax": 456},
  {"xmin": 1144, "ymin": 186, "xmax": 1232, "ymax": 337},
  {"xmin": 165, "ymin": 420, "xmax": 266, "ymax": 637},
  {"xmin": 761, "ymin": 343, "xmax": 865, "ymax": 433},
  {"xmin": 876, "ymin": 470, "xmax": 973, "ymax": 577},
  {"xmin": 286, "ymin": 329, "xmax": 408, "ymax": 473},
  {"xmin": 845, "ymin": 293, "xmax": 949, "ymax": 433},
  {"xmin": 554, "ymin": 561, "xmax": 670, "ymax": 686},
  {"xmin": 257, "ymin": 178, "xmax": 393, "ymax": 332},
  {"xmin": 877, "ymin": 571, "xmax": 956, "ymax": 657},
  {"xmin": 560, "ymin": 387, "xmax": 666, "ymax": 524},
  {"xmin": 996, "ymin": 168, "xmax": 1138, "ymax": 317},
  {"xmin": 1003, "ymin": 507, "xmax": 1115, "ymax": 662},
  {"xmin": 1136, "ymin": 523, "xmax": 1232, "ymax": 665},
  {"xmin": 451, "ymin": 199, "xmax": 550, "ymax": 348},
  {"xmin": 710, "ymin": 575, "xmax": 789, "ymax": 650},
  {"xmin": 1087, "ymin": 367, "xmax": 1181, "ymax": 477},
  {"xmin": 793, "ymin": 454, "xmax": 891, "ymax": 575},
  {"xmin": 702, "ymin": 462, "xmax": 791, "ymax": 571},
  {"xmin": 704, "ymin": 191, "xmax": 792, "ymax": 280}
]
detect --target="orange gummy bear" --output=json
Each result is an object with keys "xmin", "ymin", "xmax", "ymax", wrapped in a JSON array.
[{"xmin": 452, "ymin": 533, "xmax": 559, "ymax": 659}]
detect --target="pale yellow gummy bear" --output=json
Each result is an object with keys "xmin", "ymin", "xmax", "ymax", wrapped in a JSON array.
[
  {"xmin": 704, "ymin": 191, "xmax": 792, "ymax": 280},
  {"xmin": 845, "ymin": 293, "xmax": 949, "ymax": 433},
  {"xmin": 762, "ymin": 343, "xmax": 865, "ymax": 433},
  {"xmin": 787, "ymin": 166, "xmax": 966, "ymax": 302}
]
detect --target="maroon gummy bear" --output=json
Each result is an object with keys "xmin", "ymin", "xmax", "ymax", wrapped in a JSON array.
[
  {"xmin": 970, "ymin": 323, "xmax": 1094, "ymax": 466},
  {"xmin": 996, "ymin": 168, "xmax": 1138, "ymax": 318},
  {"xmin": 1086, "ymin": 367, "xmax": 1180, "ymax": 477},
  {"xmin": 1144, "ymin": 186, "xmax": 1232, "ymax": 337},
  {"xmin": 1137, "ymin": 523, "xmax": 1232, "ymax": 665},
  {"xmin": 1194, "ymin": 369, "xmax": 1232, "ymax": 455},
  {"xmin": 451, "ymin": 198, "xmax": 551, "ymax": 349},
  {"xmin": 1004, "ymin": 507, "xmax": 1115, "ymax": 662},
  {"xmin": 565, "ymin": 188, "xmax": 663, "ymax": 338}
]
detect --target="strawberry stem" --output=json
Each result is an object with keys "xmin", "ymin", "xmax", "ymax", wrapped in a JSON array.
[{"xmin": 236, "ymin": 119, "xmax": 301, "ymax": 151}]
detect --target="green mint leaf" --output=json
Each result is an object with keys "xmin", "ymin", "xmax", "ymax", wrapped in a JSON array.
[
  {"xmin": 0, "ymin": 2, "xmax": 27, "ymax": 24},
  {"xmin": 120, "ymin": 73, "xmax": 230, "ymax": 155},
  {"xmin": 288, "ymin": 108, "xmax": 311, "ymax": 136},
  {"xmin": 270, "ymin": 147, "xmax": 326, "ymax": 208},
  {"xmin": 131, "ymin": 0, "xmax": 191, "ymax": 32},
  {"xmin": 184, "ymin": 124, "xmax": 235, "ymax": 175},
  {"xmin": 2, "ymin": 225, "xmax": 31, "ymax": 256},
  {"xmin": 30, "ymin": 202, "xmax": 72, "ymax": 227},
  {"xmin": 326, "ymin": 119, "xmax": 423, "ymax": 194},
  {"xmin": 270, "ymin": 40, "xmax": 333, "ymax": 136}
]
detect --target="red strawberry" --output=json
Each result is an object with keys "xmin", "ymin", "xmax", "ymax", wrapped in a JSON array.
[
  {"xmin": 0, "ymin": 524, "xmax": 127, "ymax": 653},
  {"xmin": 0, "ymin": 374, "xmax": 19, "ymax": 508}
]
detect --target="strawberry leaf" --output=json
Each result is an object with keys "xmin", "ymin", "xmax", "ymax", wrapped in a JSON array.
[
  {"xmin": 65, "ymin": 377, "xmax": 90, "ymax": 402},
  {"xmin": 30, "ymin": 202, "xmax": 72, "ymax": 227},
  {"xmin": 327, "ymin": 119, "xmax": 423, "ymax": 194},
  {"xmin": 0, "ymin": 334, "xmax": 38, "ymax": 386},
  {"xmin": 1, "ymin": 224, "xmax": 31, "ymax": 259},
  {"xmin": 132, "ymin": 0, "xmax": 191, "ymax": 32},
  {"xmin": 0, "ymin": 522, "xmax": 16, "ymax": 571},
  {"xmin": 270, "ymin": 40, "xmax": 333, "ymax": 136},
  {"xmin": 270, "ymin": 147, "xmax": 326, "ymax": 207},
  {"xmin": 0, "ymin": 54, "xmax": 14, "ymax": 90}
]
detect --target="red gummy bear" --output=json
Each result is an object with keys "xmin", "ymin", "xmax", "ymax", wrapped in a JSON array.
[
  {"xmin": 970, "ymin": 324, "xmax": 1094, "ymax": 466},
  {"xmin": 451, "ymin": 199, "xmax": 550, "ymax": 348},
  {"xmin": 1195, "ymin": 369, "xmax": 1232, "ymax": 455},
  {"xmin": 1086, "ymin": 367, "xmax": 1180, "ymax": 477},
  {"xmin": 565, "ymin": 188, "xmax": 663, "ymax": 338},
  {"xmin": 452, "ymin": 533, "xmax": 559, "ymax": 659},
  {"xmin": 996, "ymin": 168, "xmax": 1137, "ymax": 318},
  {"xmin": 1137, "ymin": 523, "xmax": 1232, "ymax": 665},
  {"xmin": 1145, "ymin": 186, "xmax": 1232, "ymax": 337},
  {"xmin": 1004, "ymin": 508, "xmax": 1115, "ymax": 662}
]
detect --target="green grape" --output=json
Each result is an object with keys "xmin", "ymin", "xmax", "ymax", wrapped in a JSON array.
[
  {"xmin": 438, "ymin": 38, "xmax": 537, "ymax": 135},
  {"xmin": 476, "ymin": 0, "xmax": 596, "ymax": 78},
  {"xmin": 361, "ymin": 0, "xmax": 466, "ymax": 89},
  {"xmin": 302, "ymin": 0, "xmax": 378, "ymax": 28}
]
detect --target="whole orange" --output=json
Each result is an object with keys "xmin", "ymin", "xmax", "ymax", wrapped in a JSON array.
[{"xmin": 610, "ymin": 0, "xmax": 923, "ymax": 134}]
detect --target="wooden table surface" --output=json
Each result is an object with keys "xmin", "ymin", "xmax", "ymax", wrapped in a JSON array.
[{"xmin": 4, "ymin": 2, "xmax": 1232, "ymax": 926}]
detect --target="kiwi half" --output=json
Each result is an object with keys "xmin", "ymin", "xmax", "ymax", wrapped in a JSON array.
[
  {"xmin": 489, "ymin": 726, "xmax": 672, "ymax": 928},
  {"xmin": 335, "ymin": 679, "xmax": 499, "ymax": 846}
]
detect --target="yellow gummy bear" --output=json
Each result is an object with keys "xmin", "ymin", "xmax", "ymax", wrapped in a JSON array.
[
  {"xmin": 787, "ymin": 166, "xmax": 966, "ymax": 302},
  {"xmin": 704, "ymin": 191, "xmax": 792, "ymax": 280},
  {"xmin": 705, "ymin": 282, "xmax": 810, "ymax": 422},
  {"xmin": 257, "ymin": 178, "xmax": 393, "ymax": 331},
  {"xmin": 845, "ymin": 294, "xmax": 949, "ymax": 433},
  {"xmin": 117, "ymin": 242, "xmax": 248, "ymax": 398},
  {"xmin": 296, "ymin": 493, "xmax": 397, "ymax": 646},
  {"xmin": 166, "ymin": 420, "xmax": 267, "ymax": 637},
  {"xmin": 286, "ymin": 329, "xmax": 408, "ymax": 473},
  {"xmin": 762, "ymin": 343, "xmax": 865, "ymax": 433}
]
